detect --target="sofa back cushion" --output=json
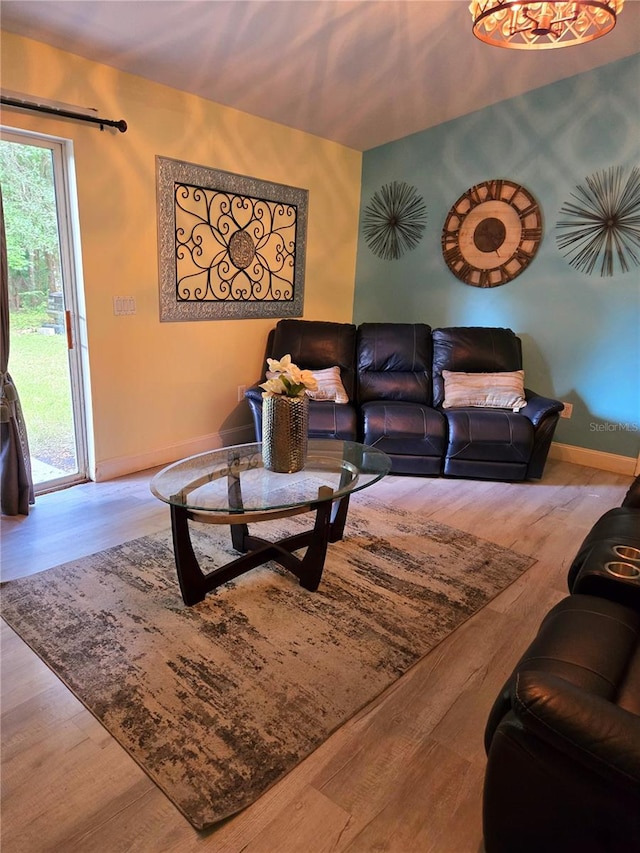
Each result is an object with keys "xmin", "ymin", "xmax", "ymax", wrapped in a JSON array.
[
  {"xmin": 357, "ymin": 323, "xmax": 433, "ymax": 404},
  {"xmin": 270, "ymin": 319, "xmax": 358, "ymax": 401},
  {"xmin": 432, "ymin": 327, "xmax": 523, "ymax": 407}
]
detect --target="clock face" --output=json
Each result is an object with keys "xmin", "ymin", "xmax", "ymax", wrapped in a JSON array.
[{"xmin": 441, "ymin": 180, "xmax": 543, "ymax": 287}]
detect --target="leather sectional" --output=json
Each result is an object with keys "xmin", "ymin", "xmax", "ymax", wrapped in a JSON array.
[
  {"xmin": 245, "ymin": 319, "xmax": 564, "ymax": 481},
  {"xmin": 483, "ymin": 477, "xmax": 640, "ymax": 852}
]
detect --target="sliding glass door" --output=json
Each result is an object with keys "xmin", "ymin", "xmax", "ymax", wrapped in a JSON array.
[{"xmin": 0, "ymin": 128, "xmax": 89, "ymax": 492}]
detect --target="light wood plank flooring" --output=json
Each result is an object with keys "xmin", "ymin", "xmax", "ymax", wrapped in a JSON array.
[{"xmin": 1, "ymin": 460, "xmax": 632, "ymax": 852}]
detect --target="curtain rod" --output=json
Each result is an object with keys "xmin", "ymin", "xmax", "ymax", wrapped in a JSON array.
[{"xmin": 0, "ymin": 95, "xmax": 127, "ymax": 133}]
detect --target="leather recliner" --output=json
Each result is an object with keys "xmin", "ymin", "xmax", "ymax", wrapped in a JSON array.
[
  {"xmin": 482, "ymin": 593, "xmax": 640, "ymax": 853},
  {"xmin": 245, "ymin": 319, "xmax": 358, "ymax": 441},
  {"xmin": 357, "ymin": 322, "xmax": 446, "ymax": 475},
  {"xmin": 483, "ymin": 480, "xmax": 640, "ymax": 853},
  {"xmin": 431, "ymin": 326, "xmax": 564, "ymax": 480}
]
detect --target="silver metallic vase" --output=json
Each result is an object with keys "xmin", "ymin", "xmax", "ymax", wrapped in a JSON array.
[{"xmin": 262, "ymin": 394, "xmax": 309, "ymax": 473}]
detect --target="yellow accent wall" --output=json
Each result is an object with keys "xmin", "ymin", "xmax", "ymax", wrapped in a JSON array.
[{"xmin": 1, "ymin": 31, "xmax": 362, "ymax": 479}]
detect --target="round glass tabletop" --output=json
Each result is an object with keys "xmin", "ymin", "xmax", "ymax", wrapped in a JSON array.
[{"xmin": 150, "ymin": 439, "xmax": 391, "ymax": 514}]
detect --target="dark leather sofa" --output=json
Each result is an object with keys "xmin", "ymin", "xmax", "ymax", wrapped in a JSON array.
[
  {"xmin": 482, "ymin": 477, "xmax": 640, "ymax": 853},
  {"xmin": 245, "ymin": 319, "xmax": 564, "ymax": 481}
]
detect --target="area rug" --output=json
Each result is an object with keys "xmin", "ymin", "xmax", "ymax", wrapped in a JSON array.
[{"xmin": 0, "ymin": 494, "xmax": 534, "ymax": 830}]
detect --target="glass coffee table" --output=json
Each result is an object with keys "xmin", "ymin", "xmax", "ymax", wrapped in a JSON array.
[{"xmin": 150, "ymin": 439, "xmax": 391, "ymax": 605}]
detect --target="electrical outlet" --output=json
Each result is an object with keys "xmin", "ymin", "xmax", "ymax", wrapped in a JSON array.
[
  {"xmin": 560, "ymin": 401, "xmax": 573, "ymax": 419},
  {"xmin": 237, "ymin": 385, "xmax": 247, "ymax": 402}
]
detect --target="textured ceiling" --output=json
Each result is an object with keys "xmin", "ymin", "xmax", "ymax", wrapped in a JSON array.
[{"xmin": 1, "ymin": 1, "xmax": 638, "ymax": 151}]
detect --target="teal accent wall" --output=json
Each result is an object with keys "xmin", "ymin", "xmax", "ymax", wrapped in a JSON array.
[{"xmin": 354, "ymin": 54, "xmax": 640, "ymax": 460}]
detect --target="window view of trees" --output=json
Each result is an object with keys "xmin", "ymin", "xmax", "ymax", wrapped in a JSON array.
[
  {"xmin": 0, "ymin": 141, "xmax": 62, "ymax": 329},
  {"xmin": 1, "ymin": 139, "xmax": 77, "ymax": 480}
]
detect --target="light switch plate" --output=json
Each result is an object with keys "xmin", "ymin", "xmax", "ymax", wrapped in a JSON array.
[{"xmin": 113, "ymin": 296, "xmax": 136, "ymax": 315}]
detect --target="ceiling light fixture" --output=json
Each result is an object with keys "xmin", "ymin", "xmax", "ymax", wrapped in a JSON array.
[{"xmin": 469, "ymin": 1, "xmax": 623, "ymax": 49}]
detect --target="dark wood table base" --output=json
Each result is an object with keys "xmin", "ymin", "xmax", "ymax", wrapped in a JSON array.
[{"xmin": 170, "ymin": 491, "xmax": 350, "ymax": 606}]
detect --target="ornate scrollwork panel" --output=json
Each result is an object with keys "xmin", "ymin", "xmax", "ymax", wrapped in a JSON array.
[{"xmin": 157, "ymin": 157, "xmax": 307, "ymax": 321}]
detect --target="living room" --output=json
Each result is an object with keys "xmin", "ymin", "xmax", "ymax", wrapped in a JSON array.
[{"xmin": 1, "ymin": 2, "xmax": 639, "ymax": 850}]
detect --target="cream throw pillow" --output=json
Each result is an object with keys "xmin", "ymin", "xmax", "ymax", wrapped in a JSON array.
[
  {"xmin": 265, "ymin": 365, "xmax": 349, "ymax": 403},
  {"xmin": 442, "ymin": 369, "xmax": 526, "ymax": 412},
  {"xmin": 306, "ymin": 366, "xmax": 349, "ymax": 403}
]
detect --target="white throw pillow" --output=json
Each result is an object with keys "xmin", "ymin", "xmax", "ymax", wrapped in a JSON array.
[
  {"xmin": 442, "ymin": 369, "xmax": 526, "ymax": 412},
  {"xmin": 265, "ymin": 365, "xmax": 349, "ymax": 403},
  {"xmin": 306, "ymin": 366, "xmax": 350, "ymax": 404}
]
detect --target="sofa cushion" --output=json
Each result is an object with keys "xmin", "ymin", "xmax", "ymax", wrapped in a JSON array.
[
  {"xmin": 271, "ymin": 319, "xmax": 357, "ymax": 400},
  {"xmin": 361, "ymin": 401, "xmax": 446, "ymax": 458},
  {"xmin": 442, "ymin": 409, "xmax": 533, "ymax": 480},
  {"xmin": 357, "ymin": 323, "xmax": 433, "ymax": 404},
  {"xmin": 432, "ymin": 327, "xmax": 523, "ymax": 407},
  {"xmin": 442, "ymin": 369, "xmax": 526, "ymax": 411},
  {"xmin": 307, "ymin": 400, "xmax": 357, "ymax": 440},
  {"xmin": 445, "ymin": 409, "xmax": 533, "ymax": 462}
]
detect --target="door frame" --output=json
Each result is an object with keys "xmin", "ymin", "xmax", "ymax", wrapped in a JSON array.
[{"xmin": 1, "ymin": 125, "xmax": 93, "ymax": 493}]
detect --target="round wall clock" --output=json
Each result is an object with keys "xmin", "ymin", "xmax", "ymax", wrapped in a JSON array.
[{"xmin": 441, "ymin": 179, "xmax": 543, "ymax": 287}]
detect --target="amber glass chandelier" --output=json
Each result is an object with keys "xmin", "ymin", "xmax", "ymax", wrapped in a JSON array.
[{"xmin": 470, "ymin": 1, "xmax": 623, "ymax": 49}]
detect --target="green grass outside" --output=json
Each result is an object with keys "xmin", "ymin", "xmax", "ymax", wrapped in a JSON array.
[
  {"xmin": 10, "ymin": 306, "xmax": 49, "ymax": 332},
  {"xmin": 9, "ymin": 329, "xmax": 77, "ymax": 471}
]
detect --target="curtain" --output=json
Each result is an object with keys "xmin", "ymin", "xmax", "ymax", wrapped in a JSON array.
[{"xmin": 0, "ymin": 187, "xmax": 35, "ymax": 515}]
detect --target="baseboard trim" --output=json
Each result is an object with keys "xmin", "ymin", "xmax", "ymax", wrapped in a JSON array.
[
  {"xmin": 549, "ymin": 442, "xmax": 638, "ymax": 476},
  {"xmin": 92, "ymin": 425, "xmax": 255, "ymax": 482}
]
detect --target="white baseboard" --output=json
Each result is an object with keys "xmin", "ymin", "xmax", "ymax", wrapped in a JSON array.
[
  {"xmin": 92, "ymin": 425, "xmax": 255, "ymax": 482},
  {"xmin": 549, "ymin": 442, "xmax": 638, "ymax": 476}
]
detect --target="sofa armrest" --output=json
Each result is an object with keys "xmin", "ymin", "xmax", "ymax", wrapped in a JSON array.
[
  {"xmin": 521, "ymin": 389, "xmax": 564, "ymax": 427},
  {"xmin": 244, "ymin": 384, "xmax": 265, "ymax": 441},
  {"xmin": 623, "ymin": 475, "xmax": 640, "ymax": 508},
  {"xmin": 244, "ymin": 383, "xmax": 264, "ymax": 403},
  {"xmin": 513, "ymin": 671, "xmax": 640, "ymax": 788}
]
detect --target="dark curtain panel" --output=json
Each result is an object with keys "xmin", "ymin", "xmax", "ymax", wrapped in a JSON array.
[{"xmin": 1, "ymin": 187, "xmax": 35, "ymax": 515}]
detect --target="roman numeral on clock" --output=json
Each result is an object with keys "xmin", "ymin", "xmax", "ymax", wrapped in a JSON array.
[
  {"xmin": 513, "ymin": 247, "xmax": 534, "ymax": 264},
  {"xmin": 478, "ymin": 269, "xmax": 493, "ymax": 287},
  {"xmin": 522, "ymin": 227, "xmax": 542, "ymax": 241},
  {"xmin": 485, "ymin": 179, "xmax": 504, "ymax": 201},
  {"xmin": 443, "ymin": 244, "xmax": 463, "ymax": 266}
]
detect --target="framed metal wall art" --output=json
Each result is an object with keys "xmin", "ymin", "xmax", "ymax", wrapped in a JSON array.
[{"xmin": 156, "ymin": 157, "xmax": 308, "ymax": 321}]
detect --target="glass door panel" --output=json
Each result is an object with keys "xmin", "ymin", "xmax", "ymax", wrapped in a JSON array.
[{"xmin": 0, "ymin": 131, "xmax": 88, "ymax": 492}]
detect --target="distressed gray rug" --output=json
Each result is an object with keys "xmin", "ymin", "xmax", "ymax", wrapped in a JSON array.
[{"xmin": 0, "ymin": 495, "xmax": 534, "ymax": 830}]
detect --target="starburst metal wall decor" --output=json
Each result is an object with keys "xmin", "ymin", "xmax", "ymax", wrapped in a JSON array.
[
  {"xmin": 362, "ymin": 181, "xmax": 427, "ymax": 261},
  {"xmin": 556, "ymin": 165, "xmax": 640, "ymax": 277},
  {"xmin": 156, "ymin": 157, "xmax": 307, "ymax": 321}
]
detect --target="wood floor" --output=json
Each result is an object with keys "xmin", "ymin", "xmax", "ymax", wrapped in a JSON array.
[{"xmin": 0, "ymin": 459, "xmax": 632, "ymax": 853}]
